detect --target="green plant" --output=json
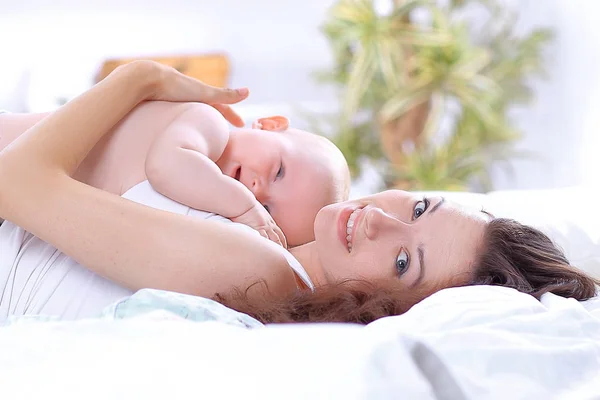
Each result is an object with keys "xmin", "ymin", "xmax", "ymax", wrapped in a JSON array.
[{"xmin": 310, "ymin": 0, "xmax": 553, "ymax": 191}]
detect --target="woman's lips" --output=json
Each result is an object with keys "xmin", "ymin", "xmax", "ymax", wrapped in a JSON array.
[
  {"xmin": 338, "ymin": 205, "xmax": 365, "ymax": 251},
  {"xmin": 337, "ymin": 206, "xmax": 356, "ymax": 249}
]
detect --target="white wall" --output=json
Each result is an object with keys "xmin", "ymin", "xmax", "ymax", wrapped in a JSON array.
[
  {"xmin": 489, "ymin": 0, "xmax": 600, "ymax": 190},
  {"xmin": 0, "ymin": 0, "xmax": 338, "ymax": 109},
  {"xmin": 0, "ymin": 0, "xmax": 598, "ymax": 193}
]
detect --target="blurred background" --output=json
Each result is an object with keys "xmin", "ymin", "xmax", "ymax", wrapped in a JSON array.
[{"xmin": 1, "ymin": 0, "xmax": 599, "ymax": 198}]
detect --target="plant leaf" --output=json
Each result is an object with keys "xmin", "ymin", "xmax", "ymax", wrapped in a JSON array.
[
  {"xmin": 342, "ymin": 44, "xmax": 377, "ymax": 119},
  {"xmin": 380, "ymin": 85, "xmax": 434, "ymax": 122}
]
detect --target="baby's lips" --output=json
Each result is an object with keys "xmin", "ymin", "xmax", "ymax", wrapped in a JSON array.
[{"xmin": 224, "ymin": 163, "xmax": 240, "ymax": 180}]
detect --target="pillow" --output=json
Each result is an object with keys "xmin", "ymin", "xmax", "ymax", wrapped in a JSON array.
[
  {"xmin": 424, "ymin": 186, "xmax": 600, "ymax": 278},
  {"xmin": 486, "ymin": 186, "xmax": 600, "ymax": 278}
]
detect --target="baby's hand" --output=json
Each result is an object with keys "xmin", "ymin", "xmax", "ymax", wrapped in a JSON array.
[{"xmin": 231, "ymin": 202, "xmax": 287, "ymax": 248}]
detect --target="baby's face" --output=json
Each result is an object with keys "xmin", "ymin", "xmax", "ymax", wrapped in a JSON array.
[{"xmin": 219, "ymin": 127, "xmax": 348, "ymax": 247}]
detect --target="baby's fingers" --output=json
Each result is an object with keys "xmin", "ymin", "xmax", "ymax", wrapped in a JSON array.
[
  {"xmin": 273, "ymin": 226, "xmax": 287, "ymax": 249},
  {"xmin": 257, "ymin": 229, "xmax": 269, "ymax": 241},
  {"xmin": 265, "ymin": 228, "xmax": 282, "ymax": 247},
  {"xmin": 263, "ymin": 227, "xmax": 285, "ymax": 248}
]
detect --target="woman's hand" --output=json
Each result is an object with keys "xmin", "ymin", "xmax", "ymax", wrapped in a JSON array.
[{"xmin": 117, "ymin": 60, "xmax": 249, "ymax": 127}]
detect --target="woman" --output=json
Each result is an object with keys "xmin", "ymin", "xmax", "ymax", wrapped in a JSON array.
[{"xmin": 0, "ymin": 61, "xmax": 597, "ymax": 322}]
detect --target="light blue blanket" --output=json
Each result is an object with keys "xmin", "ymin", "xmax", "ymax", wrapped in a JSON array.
[
  {"xmin": 3, "ymin": 289, "xmax": 263, "ymax": 328},
  {"xmin": 102, "ymin": 288, "xmax": 264, "ymax": 328}
]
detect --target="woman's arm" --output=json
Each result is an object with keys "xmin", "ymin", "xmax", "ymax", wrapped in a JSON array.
[{"xmin": 0, "ymin": 61, "xmax": 297, "ymax": 298}]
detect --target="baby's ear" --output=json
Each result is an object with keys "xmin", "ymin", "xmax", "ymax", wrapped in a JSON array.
[{"xmin": 252, "ymin": 116, "xmax": 290, "ymax": 132}]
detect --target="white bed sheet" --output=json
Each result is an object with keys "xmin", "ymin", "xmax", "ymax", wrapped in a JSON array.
[{"xmin": 1, "ymin": 286, "xmax": 599, "ymax": 400}]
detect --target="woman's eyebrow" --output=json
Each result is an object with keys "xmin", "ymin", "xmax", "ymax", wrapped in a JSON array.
[
  {"xmin": 481, "ymin": 209, "xmax": 495, "ymax": 219},
  {"xmin": 428, "ymin": 196, "xmax": 446, "ymax": 215},
  {"xmin": 409, "ymin": 197, "xmax": 444, "ymax": 288},
  {"xmin": 410, "ymin": 245, "xmax": 426, "ymax": 289}
]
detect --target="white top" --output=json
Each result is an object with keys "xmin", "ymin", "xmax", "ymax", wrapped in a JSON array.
[{"xmin": 0, "ymin": 180, "xmax": 313, "ymax": 321}]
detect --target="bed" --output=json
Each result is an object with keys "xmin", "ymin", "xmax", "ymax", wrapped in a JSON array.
[{"xmin": 1, "ymin": 185, "xmax": 599, "ymax": 399}]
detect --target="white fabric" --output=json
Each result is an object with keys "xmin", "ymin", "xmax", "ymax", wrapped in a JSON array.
[
  {"xmin": 1, "ymin": 285, "xmax": 599, "ymax": 399},
  {"xmin": 0, "ymin": 110, "xmax": 7, "ymax": 225},
  {"xmin": 0, "ymin": 218, "xmax": 132, "ymax": 321},
  {"xmin": 0, "ymin": 180, "xmax": 313, "ymax": 321}
]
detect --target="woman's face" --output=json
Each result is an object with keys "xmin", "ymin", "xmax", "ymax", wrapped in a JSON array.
[{"xmin": 313, "ymin": 190, "xmax": 491, "ymax": 290}]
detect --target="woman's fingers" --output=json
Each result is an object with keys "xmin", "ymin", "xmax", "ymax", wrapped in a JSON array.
[
  {"xmin": 202, "ymin": 86, "xmax": 248, "ymax": 127},
  {"xmin": 211, "ymin": 104, "xmax": 245, "ymax": 128},
  {"xmin": 203, "ymin": 86, "xmax": 249, "ymax": 105},
  {"xmin": 176, "ymin": 72, "xmax": 249, "ymax": 105},
  {"xmin": 146, "ymin": 62, "xmax": 250, "ymax": 104},
  {"xmin": 149, "ymin": 64, "xmax": 249, "ymax": 127}
]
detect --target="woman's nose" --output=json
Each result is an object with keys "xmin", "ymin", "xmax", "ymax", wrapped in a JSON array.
[{"xmin": 364, "ymin": 208, "xmax": 405, "ymax": 241}]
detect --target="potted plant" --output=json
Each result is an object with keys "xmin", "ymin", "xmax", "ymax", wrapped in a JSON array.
[{"xmin": 312, "ymin": 0, "xmax": 553, "ymax": 191}]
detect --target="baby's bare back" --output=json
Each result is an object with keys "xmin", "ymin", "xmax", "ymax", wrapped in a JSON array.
[{"xmin": 0, "ymin": 101, "xmax": 193, "ymax": 195}]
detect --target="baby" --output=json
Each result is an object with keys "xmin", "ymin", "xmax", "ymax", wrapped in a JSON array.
[{"xmin": 0, "ymin": 101, "xmax": 350, "ymax": 247}]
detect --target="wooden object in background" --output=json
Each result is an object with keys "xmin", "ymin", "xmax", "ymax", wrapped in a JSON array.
[{"xmin": 95, "ymin": 53, "xmax": 230, "ymax": 87}]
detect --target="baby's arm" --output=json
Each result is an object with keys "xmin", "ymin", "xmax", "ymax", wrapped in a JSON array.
[
  {"xmin": 146, "ymin": 103, "xmax": 253, "ymax": 217},
  {"xmin": 145, "ymin": 103, "xmax": 286, "ymax": 246}
]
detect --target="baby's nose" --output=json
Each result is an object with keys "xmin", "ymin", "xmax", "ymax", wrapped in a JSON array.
[{"xmin": 251, "ymin": 176, "xmax": 268, "ymax": 200}]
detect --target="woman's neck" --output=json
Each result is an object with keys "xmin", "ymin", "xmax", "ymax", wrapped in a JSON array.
[{"xmin": 289, "ymin": 241, "xmax": 327, "ymax": 287}]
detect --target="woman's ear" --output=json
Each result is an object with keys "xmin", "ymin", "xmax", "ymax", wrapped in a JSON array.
[{"xmin": 252, "ymin": 115, "xmax": 290, "ymax": 132}]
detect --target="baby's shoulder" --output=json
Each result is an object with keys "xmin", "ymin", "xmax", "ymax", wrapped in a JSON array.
[
  {"xmin": 165, "ymin": 102, "xmax": 230, "ymax": 158},
  {"xmin": 138, "ymin": 101, "xmax": 228, "ymax": 139},
  {"xmin": 171, "ymin": 102, "xmax": 230, "ymax": 137}
]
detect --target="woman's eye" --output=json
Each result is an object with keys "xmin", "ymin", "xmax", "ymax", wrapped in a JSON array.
[
  {"xmin": 413, "ymin": 199, "xmax": 429, "ymax": 220},
  {"xmin": 396, "ymin": 249, "xmax": 410, "ymax": 277}
]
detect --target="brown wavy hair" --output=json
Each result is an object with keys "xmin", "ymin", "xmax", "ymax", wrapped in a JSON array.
[{"xmin": 216, "ymin": 218, "xmax": 599, "ymax": 324}]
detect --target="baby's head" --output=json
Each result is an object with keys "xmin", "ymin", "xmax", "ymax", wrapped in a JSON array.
[{"xmin": 219, "ymin": 116, "xmax": 350, "ymax": 247}]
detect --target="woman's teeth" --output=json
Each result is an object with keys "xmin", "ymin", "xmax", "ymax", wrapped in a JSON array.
[{"xmin": 346, "ymin": 207, "xmax": 362, "ymax": 252}]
